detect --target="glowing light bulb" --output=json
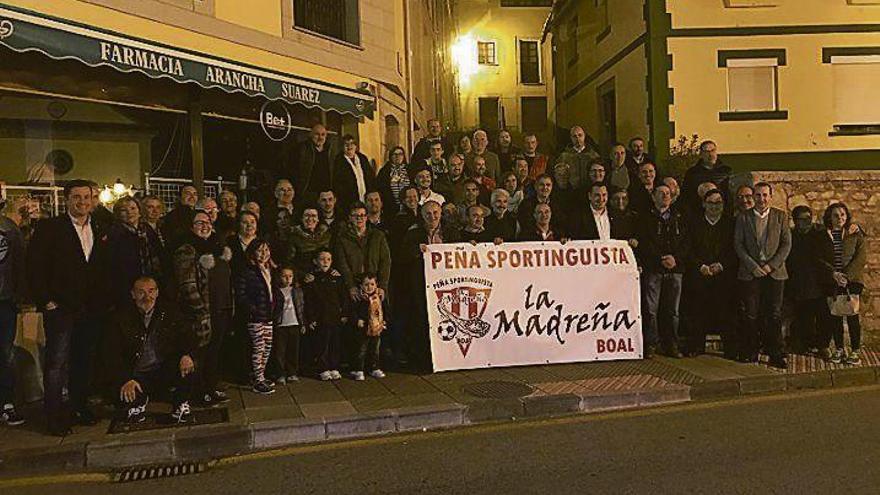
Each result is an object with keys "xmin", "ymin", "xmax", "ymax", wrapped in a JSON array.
[
  {"xmin": 99, "ymin": 188, "xmax": 114, "ymax": 204},
  {"xmin": 112, "ymin": 179, "xmax": 126, "ymax": 195}
]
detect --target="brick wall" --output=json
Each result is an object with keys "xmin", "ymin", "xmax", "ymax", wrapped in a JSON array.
[{"xmin": 751, "ymin": 170, "xmax": 880, "ymax": 345}]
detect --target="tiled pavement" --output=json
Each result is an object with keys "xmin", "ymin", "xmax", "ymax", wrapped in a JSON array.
[{"xmin": 2, "ymin": 349, "xmax": 878, "ymax": 473}]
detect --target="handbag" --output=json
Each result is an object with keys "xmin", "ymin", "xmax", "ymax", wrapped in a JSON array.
[{"xmin": 828, "ymin": 289, "xmax": 860, "ymax": 316}]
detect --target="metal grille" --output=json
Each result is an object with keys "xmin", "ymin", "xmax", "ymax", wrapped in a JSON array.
[
  {"xmin": 113, "ymin": 462, "xmax": 205, "ymax": 483},
  {"xmin": 462, "ymin": 380, "xmax": 534, "ymax": 399},
  {"xmin": 144, "ymin": 176, "xmax": 236, "ymax": 212},
  {"xmin": 1, "ymin": 184, "xmax": 64, "ymax": 217}
]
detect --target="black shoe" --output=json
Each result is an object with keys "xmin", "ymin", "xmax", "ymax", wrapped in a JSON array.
[
  {"xmin": 644, "ymin": 345, "xmax": 656, "ymax": 359},
  {"xmin": 1, "ymin": 403, "xmax": 25, "ymax": 426},
  {"xmin": 664, "ymin": 345, "xmax": 684, "ymax": 359},
  {"xmin": 768, "ymin": 356, "xmax": 788, "ymax": 369},
  {"xmin": 72, "ymin": 408, "xmax": 99, "ymax": 426}
]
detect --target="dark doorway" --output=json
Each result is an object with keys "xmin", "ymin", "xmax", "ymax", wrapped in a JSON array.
[
  {"xmin": 597, "ymin": 78, "xmax": 617, "ymax": 153},
  {"xmin": 478, "ymin": 97, "xmax": 500, "ymax": 131}
]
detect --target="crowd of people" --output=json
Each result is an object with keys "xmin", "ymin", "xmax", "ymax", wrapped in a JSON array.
[{"xmin": 0, "ymin": 119, "xmax": 867, "ymax": 436}]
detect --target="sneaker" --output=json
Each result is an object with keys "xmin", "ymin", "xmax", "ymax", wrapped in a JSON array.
[
  {"xmin": 350, "ymin": 371, "xmax": 365, "ymax": 381},
  {"xmin": 330, "ymin": 370, "xmax": 342, "ymax": 380},
  {"xmin": 319, "ymin": 370, "xmax": 334, "ymax": 381},
  {"xmin": 171, "ymin": 402, "xmax": 192, "ymax": 423},
  {"xmin": 126, "ymin": 404, "xmax": 147, "ymax": 424},
  {"xmin": 830, "ymin": 348, "xmax": 845, "ymax": 364},
  {"xmin": 252, "ymin": 381, "xmax": 275, "ymax": 395},
  {"xmin": 369, "ymin": 369, "xmax": 386, "ymax": 379},
  {"xmin": 846, "ymin": 350, "xmax": 862, "ymax": 366},
  {"xmin": 275, "ymin": 377, "xmax": 287, "ymax": 386},
  {"xmin": 286, "ymin": 375, "xmax": 300, "ymax": 382},
  {"xmin": 1, "ymin": 403, "xmax": 25, "ymax": 426},
  {"xmin": 210, "ymin": 390, "xmax": 230, "ymax": 404}
]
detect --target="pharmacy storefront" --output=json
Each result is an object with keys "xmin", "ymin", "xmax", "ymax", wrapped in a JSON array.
[{"xmin": 0, "ymin": 3, "xmax": 375, "ymax": 212}]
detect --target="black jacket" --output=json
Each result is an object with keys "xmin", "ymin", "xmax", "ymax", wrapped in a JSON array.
[
  {"xmin": 637, "ymin": 208, "xmax": 689, "ymax": 274},
  {"xmin": 106, "ymin": 222, "xmax": 165, "ymax": 308},
  {"xmin": 484, "ymin": 213, "xmax": 518, "ymax": 241},
  {"xmin": 234, "ymin": 263, "xmax": 283, "ymax": 324},
  {"xmin": 103, "ymin": 301, "xmax": 195, "ymax": 390},
  {"xmin": 292, "ymin": 141, "xmax": 337, "ymax": 204},
  {"xmin": 332, "ymin": 152, "xmax": 375, "ymax": 211},
  {"xmin": 687, "ymin": 215, "xmax": 736, "ymax": 280},
  {"xmin": 304, "ymin": 269, "xmax": 350, "ymax": 326},
  {"xmin": 569, "ymin": 208, "xmax": 623, "ymax": 241},
  {"xmin": 27, "ymin": 214, "xmax": 107, "ymax": 311},
  {"xmin": 681, "ymin": 159, "xmax": 733, "ymax": 217}
]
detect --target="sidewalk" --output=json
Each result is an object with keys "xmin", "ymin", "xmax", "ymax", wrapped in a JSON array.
[{"xmin": 2, "ymin": 350, "xmax": 879, "ymax": 475}]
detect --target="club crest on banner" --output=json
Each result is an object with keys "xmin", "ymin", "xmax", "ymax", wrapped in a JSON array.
[{"xmin": 434, "ymin": 281, "xmax": 493, "ymax": 357}]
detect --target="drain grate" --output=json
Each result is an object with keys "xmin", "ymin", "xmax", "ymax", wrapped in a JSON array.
[
  {"xmin": 113, "ymin": 462, "xmax": 206, "ymax": 483},
  {"xmin": 462, "ymin": 380, "xmax": 535, "ymax": 399}
]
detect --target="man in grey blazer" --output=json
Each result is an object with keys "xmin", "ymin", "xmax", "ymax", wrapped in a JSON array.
[{"xmin": 734, "ymin": 182, "xmax": 791, "ymax": 368}]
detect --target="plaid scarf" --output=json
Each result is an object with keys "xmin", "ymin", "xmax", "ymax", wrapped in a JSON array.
[{"xmin": 122, "ymin": 221, "xmax": 163, "ymax": 280}]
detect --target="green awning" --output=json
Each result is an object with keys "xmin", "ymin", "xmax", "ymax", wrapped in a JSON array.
[{"xmin": 0, "ymin": 4, "xmax": 375, "ymax": 117}]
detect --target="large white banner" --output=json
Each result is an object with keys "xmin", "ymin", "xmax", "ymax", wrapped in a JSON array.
[{"xmin": 424, "ymin": 240, "xmax": 643, "ymax": 372}]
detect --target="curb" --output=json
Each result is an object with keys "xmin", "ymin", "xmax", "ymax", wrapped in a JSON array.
[{"xmin": 1, "ymin": 366, "xmax": 877, "ymax": 475}]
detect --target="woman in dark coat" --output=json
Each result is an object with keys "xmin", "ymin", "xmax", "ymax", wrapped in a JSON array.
[
  {"xmin": 285, "ymin": 207, "xmax": 332, "ymax": 275},
  {"xmin": 375, "ymin": 146, "xmax": 413, "ymax": 219},
  {"xmin": 814, "ymin": 202, "xmax": 867, "ymax": 365},
  {"xmin": 107, "ymin": 196, "xmax": 164, "ymax": 308}
]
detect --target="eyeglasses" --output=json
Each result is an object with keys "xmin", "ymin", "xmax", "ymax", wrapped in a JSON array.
[
  {"xmin": 737, "ymin": 194, "xmax": 753, "ymax": 200},
  {"xmin": 193, "ymin": 220, "xmax": 211, "ymax": 226},
  {"xmin": 350, "ymin": 213, "xmax": 367, "ymax": 218}
]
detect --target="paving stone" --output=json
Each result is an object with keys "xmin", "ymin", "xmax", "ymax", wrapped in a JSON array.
[
  {"xmin": 245, "ymin": 405, "xmax": 303, "ymax": 423},
  {"xmin": 580, "ymin": 391, "xmax": 640, "ymax": 412},
  {"xmin": 298, "ymin": 401, "xmax": 358, "ymax": 419},
  {"xmin": 334, "ymin": 378, "xmax": 394, "ymax": 400},
  {"xmin": 521, "ymin": 394, "xmax": 581, "ymax": 417},
  {"xmin": 396, "ymin": 404, "xmax": 465, "ymax": 431},
  {"xmin": 398, "ymin": 392, "xmax": 459, "ymax": 407},
  {"xmin": 464, "ymin": 398, "xmax": 524, "ymax": 422},
  {"xmin": 87, "ymin": 437, "xmax": 174, "ymax": 468},
  {"xmin": 174, "ymin": 425, "xmax": 253, "ymax": 461},
  {"xmin": 241, "ymin": 387, "xmax": 296, "ymax": 410},
  {"xmin": 637, "ymin": 386, "xmax": 690, "ymax": 406},
  {"xmin": 786, "ymin": 371, "xmax": 833, "ymax": 390},
  {"xmin": 251, "ymin": 418, "xmax": 326, "ymax": 449},
  {"xmin": 291, "ymin": 385, "xmax": 347, "ymax": 405},
  {"xmin": 739, "ymin": 375, "xmax": 788, "ymax": 395},
  {"xmin": 351, "ymin": 395, "xmax": 406, "ymax": 413},
  {"xmin": 1, "ymin": 443, "xmax": 86, "ymax": 473},
  {"xmin": 378, "ymin": 375, "xmax": 441, "ymax": 395},
  {"xmin": 325, "ymin": 411, "xmax": 396, "ymax": 439},
  {"xmin": 689, "ymin": 379, "xmax": 741, "ymax": 400},
  {"xmin": 500, "ymin": 365, "xmax": 563, "ymax": 384},
  {"xmin": 831, "ymin": 367, "xmax": 877, "ymax": 388}
]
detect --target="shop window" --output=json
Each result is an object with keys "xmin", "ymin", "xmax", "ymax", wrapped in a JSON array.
[
  {"xmin": 521, "ymin": 97, "xmax": 547, "ymax": 133},
  {"xmin": 831, "ymin": 56, "xmax": 880, "ymax": 133},
  {"xmin": 293, "ymin": 0, "xmax": 361, "ymax": 46},
  {"xmin": 477, "ymin": 41, "xmax": 497, "ymax": 66},
  {"xmin": 519, "ymin": 40, "xmax": 541, "ymax": 84}
]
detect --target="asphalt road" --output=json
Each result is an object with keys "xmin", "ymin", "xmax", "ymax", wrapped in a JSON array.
[{"xmin": 6, "ymin": 386, "xmax": 880, "ymax": 494}]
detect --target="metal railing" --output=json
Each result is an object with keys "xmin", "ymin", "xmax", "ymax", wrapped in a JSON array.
[
  {"xmin": 1, "ymin": 184, "xmax": 64, "ymax": 217},
  {"xmin": 143, "ymin": 174, "xmax": 237, "ymax": 212}
]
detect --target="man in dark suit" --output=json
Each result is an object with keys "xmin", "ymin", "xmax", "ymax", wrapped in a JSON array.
[
  {"xmin": 292, "ymin": 124, "xmax": 337, "ymax": 208},
  {"xmin": 28, "ymin": 179, "xmax": 107, "ymax": 435},
  {"xmin": 569, "ymin": 182, "xmax": 621, "ymax": 241},
  {"xmin": 332, "ymin": 134, "xmax": 375, "ymax": 212},
  {"xmin": 734, "ymin": 182, "xmax": 791, "ymax": 368}
]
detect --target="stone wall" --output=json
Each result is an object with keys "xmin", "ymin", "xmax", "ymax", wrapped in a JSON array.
[{"xmin": 751, "ymin": 170, "xmax": 880, "ymax": 345}]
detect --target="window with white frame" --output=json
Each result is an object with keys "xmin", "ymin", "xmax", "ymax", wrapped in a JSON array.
[
  {"xmin": 725, "ymin": 58, "xmax": 779, "ymax": 112},
  {"xmin": 477, "ymin": 41, "xmax": 497, "ymax": 65},
  {"xmin": 830, "ymin": 55, "xmax": 880, "ymax": 127}
]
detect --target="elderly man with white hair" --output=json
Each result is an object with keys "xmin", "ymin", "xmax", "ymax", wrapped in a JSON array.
[
  {"xmin": 464, "ymin": 129, "xmax": 501, "ymax": 184},
  {"xmin": 484, "ymin": 188, "xmax": 517, "ymax": 243}
]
